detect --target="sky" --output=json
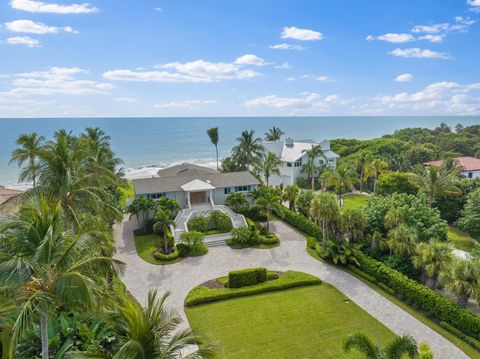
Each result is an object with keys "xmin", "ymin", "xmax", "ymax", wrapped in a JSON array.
[{"xmin": 1, "ymin": 0, "xmax": 480, "ymax": 117}]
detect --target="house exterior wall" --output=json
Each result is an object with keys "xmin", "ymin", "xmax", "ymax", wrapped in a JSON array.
[{"xmin": 462, "ymin": 170, "xmax": 480, "ymax": 178}]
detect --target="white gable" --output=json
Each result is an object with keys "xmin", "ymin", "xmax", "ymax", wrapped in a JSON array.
[{"xmin": 180, "ymin": 179, "xmax": 215, "ymax": 192}]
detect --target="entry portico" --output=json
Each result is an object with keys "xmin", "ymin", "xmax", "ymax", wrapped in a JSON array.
[{"xmin": 180, "ymin": 179, "xmax": 216, "ymax": 207}]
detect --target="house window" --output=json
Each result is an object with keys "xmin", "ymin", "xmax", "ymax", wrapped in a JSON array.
[
  {"xmin": 148, "ymin": 192, "xmax": 166, "ymax": 199},
  {"xmin": 234, "ymin": 185, "xmax": 251, "ymax": 192},
  {"xmin": 319, "ymin": 159, "xmax": 324, "ymax": 164},
  {"xmin": 468, "ymin": 172, "xmax": 473, "ymax": 178},
  {"xmin": 294, "ymin": 159, "xmax": 302, "ymax": 167},
  {"xmin": 286, "ymin": 162, "xmax": 292, "ymax": 167},
  {"xmin": 224, "ymin": 187, "xmax": 232, "ymax": 195}
]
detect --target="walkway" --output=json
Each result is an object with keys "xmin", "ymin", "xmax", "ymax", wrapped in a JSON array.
[{"xmin": 114, "ymin": 217, "xmax": 469, "ymax": 359}]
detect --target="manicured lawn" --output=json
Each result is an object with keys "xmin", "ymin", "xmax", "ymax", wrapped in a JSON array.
[
  {"xmin": 120, "ymin": 180, "xmax": 134, "ymax": 207},
  {"xmin": 342, "ymin": 194, "xmax": 370, "ymax": 210},
  {"xmin": 133, "ymin": 234, "xmax": 181, "ymax": 265},
  {"xmin": 186, "ymin": 285, "xmax": 395, "ymax": 358},
  {"xmin": 448, "ymin": 227, "xmax": 477, "ymax": 252}
]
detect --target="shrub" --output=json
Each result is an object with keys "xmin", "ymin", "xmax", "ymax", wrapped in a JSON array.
[
  {"xmin": 187, "ymin": 215, "xmax": 209, "ymax": 232},
  {"xmin": 238, "ymin": 207, "xmax": 267, "ymax": 221},
  {"xmin": 180, "ymin": 231, "xmax": 205, "ymax": 251},
  {"xmin": 176, "ymin": 243, "xmax": 190, "ymax": 257},
  {"xmin": 277, "ymin": 206, "xmax": 322, "ymax": 238},
  {"xmin": 208, "ymin": 211, "xmax": 233, "ymax": 232},
  {"xmin": 259, "ymin": 233, "xmax": 279, "ymax": 245},
  {"xmin": 185, "ymin": 270, "xmax": 321, "ymax": 306},
  {"xmin": 228, "ymin": 267, "xmax": 268, "ymax": 288},
  {"xmin": 153, "ymin": 247, "xmax": 179, "ymax": 261},
  {"xmin": 306, "ymin": 236, "xmax": 318, "ymax": 249},
  {"xmin": 230, "ymin": 227, "xmax": 252, "ymax": 245},
  {"xmin": 440, "ymin": 321, "xmax": 480, "ymax": 351},
  {"xmin": 246, "ymin": 217, "xmax": 256, "ymax": 231},
  {"xmin": 377, "ymin": 282, "xmax": 396, "ymax": 295},
  {"xmin": 347, "ymin": 265, "xmax": 377, "ymax": 283},
  {"xmin": 355, "ymin": 252, "xmax": 480, "ymax": 339}
]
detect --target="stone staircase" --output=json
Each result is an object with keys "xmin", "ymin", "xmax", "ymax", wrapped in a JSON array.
[{"xmin": 173, "ymin": 204, "xmax": 247, "ymax": 246}]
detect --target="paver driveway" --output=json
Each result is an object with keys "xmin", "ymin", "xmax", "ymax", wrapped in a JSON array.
[{"xmin": 114, "ymin": 217, "xmax": 469, "ymax": 359}]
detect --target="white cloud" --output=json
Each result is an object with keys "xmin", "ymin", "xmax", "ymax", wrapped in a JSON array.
[
  {"xmin": 154, "ymin": 7, "xmax": 162, "ymax": 11},
  {"xmin": 367, "ymin": 33, "xmax": 415, "ymax": 43},
  {"xmin": 114, "ymin": 97, "xmax": 137, "ymax": 103},
  {"xmin": 302, "ymin": 74, "xmax": 334, "ymax": 82},
  {"xmin": 10, "ymin": 0, "xmax": 98, "ymax": 14},
  {"xmin": 395, "ymin": 73, "xmax": 413, "ymax": 82},
  {"xmin": 6, "ymin": 36, "xmax": 40, "ymax": 47},
  {"xmin": 468, "ymin": 0, "xmax": 480, "ymax": 12},
  {"xmin": 0, "ymin": 67, "xmax": 113, "ymax": 98},
  {"xmin": 269, "ymin": 43, "xmax": 306, "ymax": 50},
  {"xmin": 281, "ymin": 26, "xmax": 323, "ymax": 41},
  {"xmin": 154, "ymin": 99, "xmax": 216, "ymax": 108},
  {"xmin": 234, "ymin": 54, "xmax": 267, "ymax": 66},
  {"xmin": 104, "ymin": 56, "xmax": 262, "ymax": 83},
  {"xmin": 5, "ymin": 19, "xmax": 76, "ymax": 34},
  {"xmin": 411, "ymin": 17, "xmax": 475, "ymax": 34},
  {"xmin": 275, "ymin": 62, "xmax": 291, "ymax": 69},
  {"xmin": 285, "ymin": 77, "xmax": 295, "ymax": 82},
  {"xmin": 418, "ymin": 34, "xmax": 444, "ymax": 43},
  {"xmin": 389, "ymin": 48, "xmax": 450, "ymax": 59},
  {"xmin": 244, "ymin": 93, "xmax": 348, "ymax": 112}
]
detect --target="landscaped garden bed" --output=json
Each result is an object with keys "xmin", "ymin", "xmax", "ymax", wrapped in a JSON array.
[
  {"xmin": 187, "ymin": 210, "xmax": 233, "ymax": 235},
  {"xmin": 226, "ymin": 218, "xmax": 280, "ymax": 249}
]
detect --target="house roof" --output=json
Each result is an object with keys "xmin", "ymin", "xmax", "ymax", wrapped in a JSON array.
[
  {"xmin": 180, "ymin": 179, "xmax": 215, "ymax": 192},
  {"xmin": 424, "ymin": 156, "xmax": 480, "ymax": 171},
  {"xmin": 262, "ymin": 139, "xmax": 339, "ymax": 162},
  {"xmin": 133, "ymin": 163, "xmax": 259, "ymax": 194},
  {"xmin": 0, "ymin": 186, "xmax": 22, "ymax": 205}
]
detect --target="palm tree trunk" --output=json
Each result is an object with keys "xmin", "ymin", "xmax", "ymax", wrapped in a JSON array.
[
  {"xmin": 311, "ymin": 177, "xmax": 315, "ymax": 191},
  {"xmin": 266, "ymin": 210, "xmax": 270, "ymax": 234},
  {"xmin": 163, "ymin": 231, "xmax": 169, "ymax": 254},
  {"xmin": 359, "ymin": 168, "xmax": 364, "ymax": 192},
  {"xmin": 322, "ymin": 219, "xmax": 327, "ymax": 248},
  {"xmin": 373, "ymin": 174, "xmax": 377, "ymax": 194},
  {"xmin": 215, "ymin": 145, "xmax": 219, "ymax": 171},
  {"xmin": 40, "ymin": 312, "xmax": 49, "ymax": 359},
  {"xmin": 339, "ymin": 193, "xmax": 342, "ymax": 207}
]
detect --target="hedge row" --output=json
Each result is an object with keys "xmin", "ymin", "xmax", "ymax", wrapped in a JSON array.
[
  {"xmin": 153, "ymin": 247, "xmax": 179, "ymax": 261},
  {"xmin": 185, "ymin": 270, "xmax": 321, "ymax": 306},
  {"xmin": 355, "ymin": 252, "xmax": 480, "ymax": 340},
  {"xmin": 228, "ymin": 267, "xmax": 267, "ymax": 288},
  {"xmin": 440, "ymin": 321, "xmax": 480, "ymax": 352},
  {"xmin": 279, "ymin": 207, "xmax": 322, "ymax": 238}
]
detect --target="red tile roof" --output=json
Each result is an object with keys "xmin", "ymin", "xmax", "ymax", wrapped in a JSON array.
[
  {"xmin": 424, "ymin": 156, "xmax": 480, "ymax": 171},
  {"xmin": 0, "ymin": 186, "xmax": 22, "ymax": 205}
]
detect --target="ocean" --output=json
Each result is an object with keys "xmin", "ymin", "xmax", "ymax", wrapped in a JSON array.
[{"xmin": 1, "ymin": 116, "xmax": 479, "ymax": 187}]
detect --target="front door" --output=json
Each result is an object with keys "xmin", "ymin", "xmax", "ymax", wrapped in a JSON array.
[{"xmin": 190, "ymin": 191, "xmax": 207, "ymax": 204}]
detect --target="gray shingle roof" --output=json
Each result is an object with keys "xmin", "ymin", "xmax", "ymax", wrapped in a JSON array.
[{"xmin": 133, "ymin": 164, "xmax": 259, "ymax": 194}]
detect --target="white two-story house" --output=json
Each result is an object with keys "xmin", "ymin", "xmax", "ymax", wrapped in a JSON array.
[{"xmin": 262, "ymin": 138, "xmax": 339, "ymax": 187}]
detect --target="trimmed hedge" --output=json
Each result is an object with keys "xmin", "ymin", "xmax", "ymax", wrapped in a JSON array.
[
  {"xmin": 440, "ymin": 321, "xmax": 480, "ymax": 352},
  {"xmin": 278, "ymin": 207, "xmax": 322, "ymax": 238},
  {"xmin": 306, "ymin": 236, "xmax": 317, "ymax": 250},
  {"xmin": 355, "ymin": 252, "xmax": 480, "ymax": 340},
  {"xmin": 153, "ymin": 247, "xmax": 179, "ymax": 261},
  {"xmin": 185, "ymin": 270, "xmax": 322, "ymax": 306},
  {"xmin": 347, "ymin": 264, "xmax": 377, "ymax": 284},
  {"xmin": 259, "ymin": 233, "xmax": 279, "ymax": 245},
  {"xmin": 228, "ymin": 267, "xmax": 268, "ymax": 288}
]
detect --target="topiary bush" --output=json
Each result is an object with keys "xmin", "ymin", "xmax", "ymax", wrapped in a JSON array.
[
  {"xmin": 228, "ymin": 267, "xmax": 268, "ymax": 288},
  {"xmin": 153, "ymin": 247, "xmax": 179, "ymax": 261},
  {"xmin": 187, "ymin": 215, "xmax": 209, "ymax": 232},
  {"xmin": 259, "ymin": 233, "xmax": 279, "ymax": 245},
  {"xmin": 208, "ymin": 210, "xmax": 233, "ymax": 232}
]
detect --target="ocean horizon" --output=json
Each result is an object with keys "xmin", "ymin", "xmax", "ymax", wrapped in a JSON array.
[{"xmin": 1, "ymin": 116, "xmax": 479, "ymax": 187}]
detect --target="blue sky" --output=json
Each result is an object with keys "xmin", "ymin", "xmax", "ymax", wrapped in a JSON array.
[{"xmin": 1, "ymin": 0, "xmax": 480, "ymax": 117}]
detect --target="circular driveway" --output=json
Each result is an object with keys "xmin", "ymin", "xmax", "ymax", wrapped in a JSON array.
[{"xmin": 114, "ymin": 217, "xmax": 468, "ymax": 359}]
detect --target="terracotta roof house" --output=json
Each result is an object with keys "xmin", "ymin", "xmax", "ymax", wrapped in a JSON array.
[
  {"xmin": 424, "ymin": 156, "xmax": 480, "ymax": 179},
  {"xmin": 0, "ymin": 186, "xmax": 22, "ymax": 205},
  {"xmin": 132, "ymin": 163, "xmax": 259, "ymax": 209},
  {"xmin": 262, "ymin": 138, "xmax": 339, "ymax": 186}
]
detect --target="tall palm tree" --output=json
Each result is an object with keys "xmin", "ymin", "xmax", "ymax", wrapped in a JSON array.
[
  {"xmin": 301, "ymin": 145, "xmax": 326, "ymax": 190},
  {"xmin": 282, "ymin": 184, "xmax": 300, "ymax": 211},
  {"xmin": 220, "ymin": 156, "xmax": 240, "ymax": 172},
  {"xmin": 412, "ymin": 240, "xmax": 454, "ymax": 288},
  {"xmin": 387, "ymin": 224, "xmax": 418, "ymax": 256},
  {"xmin": 207, "ymin": 127, "xmax": 219, "ymax": 170},
  {"xmin": 232, "ymin": 130, "xmax": 264, "ymax": 170},
  {"xmin": 355, "ymin": 151, "xmax": 372, "ymax": 193},
  {"xmin": 110, "ymin": 290, "xmax": 214, "ymax": 358},
  {"xmin": 264, "ymin": 126, "xmax": 284, "ymax": 141},
  {"xmin": 310, "ymin": 192, "xmax": 340, "ymax": 248},
  {"xmin": 253, "ymin": 189, "xmax": 284, "ymax": 234},
  {"xmin": 0, "ymin": 197, "xmax": 124, "ymax": 359},
  {"xmin": 153, "ymin": 209, "xmax": 175, "ymax": 254},
  {"xmin": 81, "ymin": 127, "xmax": 124, "ymax": 172},
  {"xmin": 410, "ymin": 164, "xmax": 461, "ymax": 208},
  {"xmin": 254, "ymin": 152, "xmax": 282, "ymax": 186},
  {"xmin": 10, "ymin": 133, "xmax": 45, "ymax": 187},
  {"xmin": 325, "ymin": 164, "xmax": 356, "ymax": 206},
  {"xmin": 440, "ymin": 259, "xmax": 480, "ymax": 307},
  {"xmin": 364, "ymin": 159, "xmax": 388, "ymax": 194},
  {"xmin": 343, "ymin": 332, "xmax": 419, "ymax": 359}
]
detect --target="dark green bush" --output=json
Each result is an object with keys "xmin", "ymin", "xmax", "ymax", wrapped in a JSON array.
[
  {"xmin": 377, "ymin": 282, "xmax": 396, "ymax": 295},
  {"xmin": 277, "ymin": 207, "xmax": 322, "ymax": 238},
  {"xmin": 440, "ymin": 321, "xmax": 480, "ymax": 351},
  {"xmin": 187, "ymin": 215, "xmax": 209, "ymax": 232},
  {"xmin": 306, "ymin": 236, "xmax": 318, "ymax": 249},
  {"xmin": 259, "ymin": 233, "xmax": 279, "ymax": 245},
  {"xmin": 153, "ymin": 247, "xmax": 179, "ymax": 261},
  {"xmin": 208, "ymin": 210, "xmax": 233, "ymax": 232},
  {"xmin": 238, "ymin": 207, "xmax": 267, "ymax": 221},
  {"xmin": 176, "ymin": 243, "xmax": 190, "ymax": 257},
  {"xmin": 228, "ymin": 267, "xmax": 268, "ymax": 288},
  {"xmin": 347, "ymin": 265, "xmax": 377, "ymax": 283},
  {"xmin": 355, "ymin": 252, "xmax": 480, "ymax": 340},
  {"xmin": 246, "ymin": 217, "xmax": 256, "ymax": 231}
]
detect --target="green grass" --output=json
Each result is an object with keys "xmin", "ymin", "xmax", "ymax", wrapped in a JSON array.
[
  {"xmin": 186, "ymin": 285, "xmax": 395, "ymax": 359},
  {"xmin": 448, "ymin": 227, "xmax": 478, "ymax": 252},
  {"xmin": 133, "ymin": 234, "xmax": 182, "ymax": 265},
  {"xmin": 342, "ymin": 194, "xmax": 370, "ymax": 210},
  {"xmin": 120, "ymin": 180, "xmax": 134, "ymax": 207}
]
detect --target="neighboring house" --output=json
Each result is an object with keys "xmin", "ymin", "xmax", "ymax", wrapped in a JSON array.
[
  {"xmin": 262, "ymin": 138, "xmax": 339, "ymax": 186},
  {"xmin": 0, "ymin": 186, "xmax": 22, "ymax": 205},
  {"xmin": 132, "ymin": 163, "xmax": 259, "ymax": 209},
  {"xmin": 424, "ymin": 156, "xmax": 480, "ymax": 179}
]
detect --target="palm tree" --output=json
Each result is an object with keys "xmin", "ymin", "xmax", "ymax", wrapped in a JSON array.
[
  {"xmin": 0, "ymin": 197, "xmax": 124, "ymax": 359},
  {"xmin": 410, "ymin": 164, "xmax": 461, "ymax": 208},
  {"xmin": 232, "ymin": 130, "xmax": 264, "ymax": 170},
  {"xmin": 81, "ymin": 127, "xmax": 124, "ymax": 172},
  {"xmin": 253, "ymin": 189, "xmax": 284, "ymax": 234},
  {"xmin": 384, "ymin": 207, "xmax": 406, "ymax": 229},
  {"xmin": 110, "ymin": 290, "xmax": 213, "ymax": 358},
  {"xmin": 225, "ymin": 192, "xmax": 249, "ymax": 212},
  {"xmin": 153, "ymin": 209, "xmax": 175, "ymax": 254},
  {"xmin": 387, "ymin": 224, "xmax": 418, "ymax": 256},
  {"xmin": 10, "ymin": 133, "xmax": 45, "ymax": 187},
  {"xmin": 282, "ymin": 184, "xmax": 300, "ymax": 211},
  {"xmin": 412, "ymin": 239, "xmax": 454, "ymax": 288},
  {"xmin": 254, "ymin": 152, "xmax": 282, "ymax": 186},
  {"xmin": 355, "ymin": 151, "xmax": 372, "ymax": 193},
  {"xmin": 220, "ymin": 156, "xmax": 240, "ymax": 172},
  {"xmin": 364, "ymin": 159, "xmax": 388, "ymax": 194},
  {"xmin": 325, "ymin": 164, "xmax": 356, "ymax": 206},
  {"xmin": 310, "ymin": 192, "xmax": 340, "ymax": 248},
  {"xmin": 264, "ymin": 126, "xmax": 284, "ymax": 141},
  {"xmin": 301, "ymin": 145, "xmax": 326, "ymax": 190},
  {"xmin": 440, "ymin": 259, "xmax": 480, "ymax": 307},
  {"xmin": 207, "ymin": 127, "xmax": 219, "ymax": 170},
  {"xmin": 343, "ymin": 332, "xmax": 419, "ymax": 359}
]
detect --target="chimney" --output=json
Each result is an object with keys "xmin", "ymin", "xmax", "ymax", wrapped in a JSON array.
[{"xmin": 285, "ymin": 138, "xmax": 294, "ymax": 147}]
